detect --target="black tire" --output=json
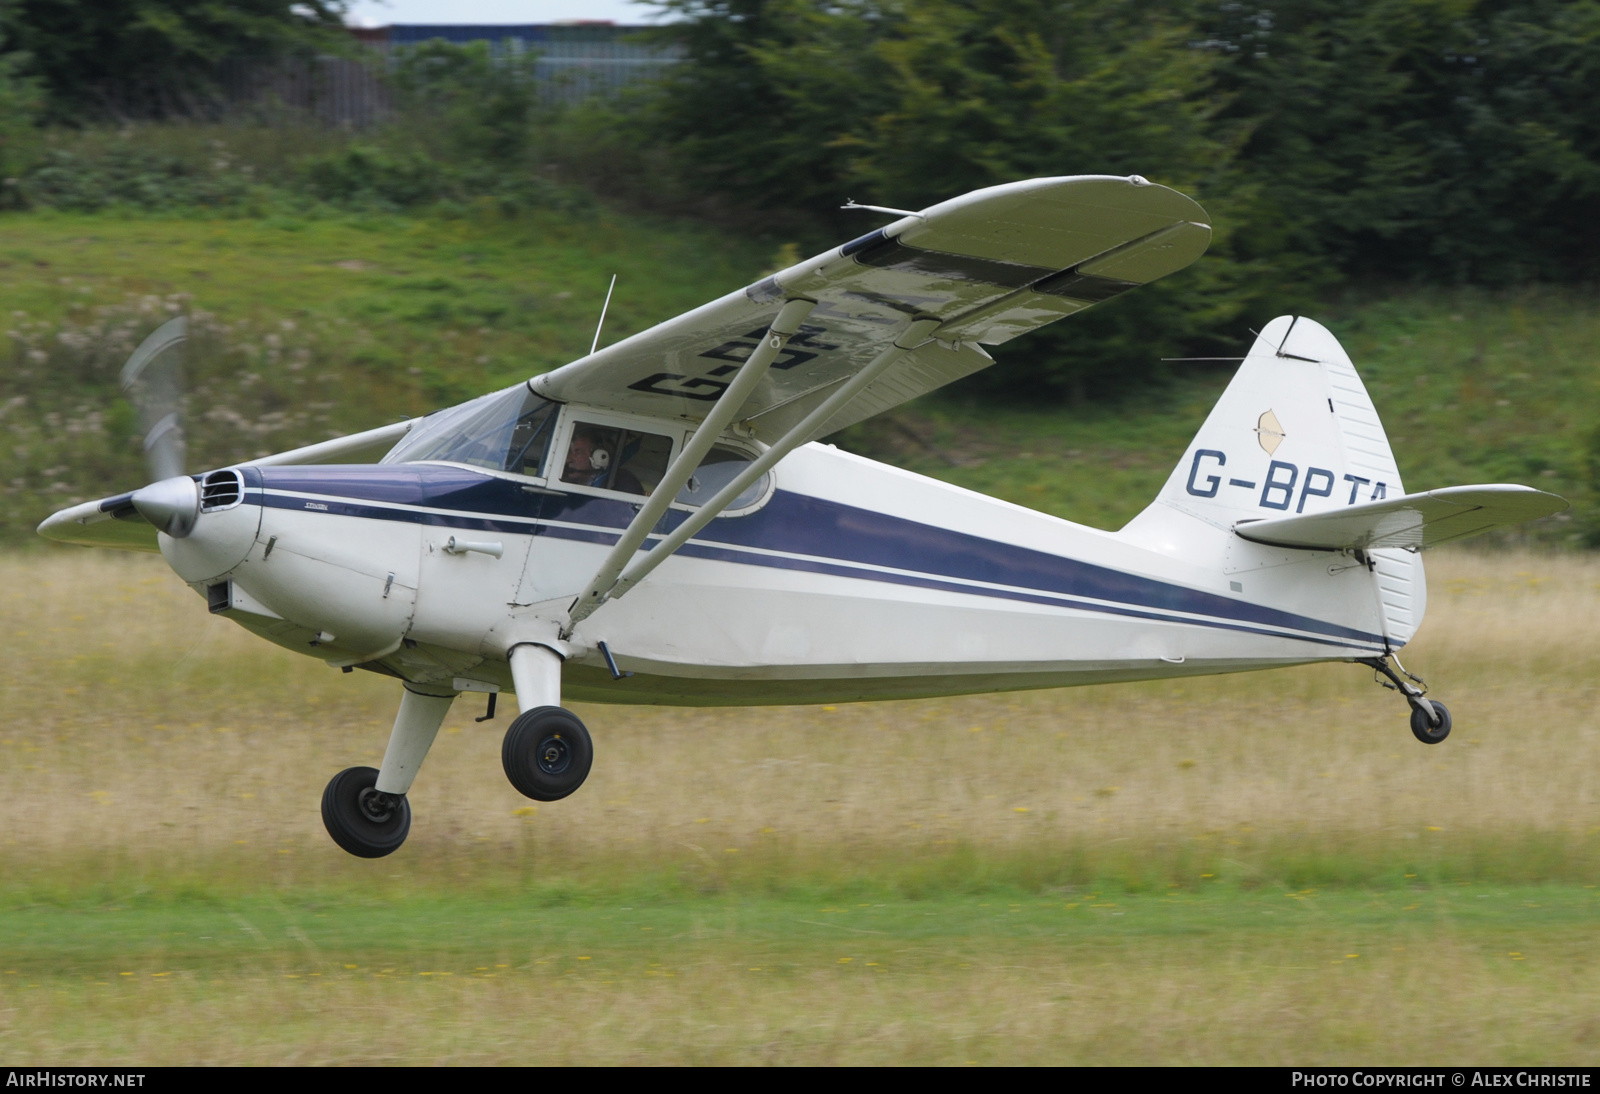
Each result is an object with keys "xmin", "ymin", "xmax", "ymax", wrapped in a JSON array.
[
  {"xmin": 1410, "ymin": 700, "xmax": 1452, "ymax": 745},
  {"xmin": 502, "ymin": 706, "xmax": 593, "ymax": 801},
  {"xmin": 321, "ymin": 765, "xmax": 411, "ymax": 858}
]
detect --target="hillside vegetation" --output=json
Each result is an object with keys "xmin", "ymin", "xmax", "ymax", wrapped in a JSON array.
[
  {"xmin": 2, "ymin": 207, "xmax": 1593, "ymax": 545},
  {"xmin": 0, "ymin": 207, "xmax": 770, "ymax": 542}
]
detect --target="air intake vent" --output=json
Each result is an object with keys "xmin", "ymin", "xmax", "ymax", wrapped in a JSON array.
[
  {"xmin": 200, "ymin": 468, "xmax": 244, "ymax": 512},
  {"xmin": 207, "ymin": 581, "xmax": 231, "ymax": 614}
]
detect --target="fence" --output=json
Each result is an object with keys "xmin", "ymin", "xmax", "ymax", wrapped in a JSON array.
[{"xmin": 220, "ymin": 25, "xmax": 683, "ymax": 127}]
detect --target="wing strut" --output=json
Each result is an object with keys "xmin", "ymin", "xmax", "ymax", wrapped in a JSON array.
[
  {"xmin": 566, "ymin": 297, "xmax": 817, "ymax": 630},
  {"xmin": 583, "ymin": 314, "xmax": 943, "ymax": 620}
]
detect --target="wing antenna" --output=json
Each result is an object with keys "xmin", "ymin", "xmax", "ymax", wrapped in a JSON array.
[
  {"xmin": 590, "ymin": 274, "xmax": 617, "ymax": 357},
  {"xmin": 841, "ymin": 199, "xmax": 925, "ymax": 220}
]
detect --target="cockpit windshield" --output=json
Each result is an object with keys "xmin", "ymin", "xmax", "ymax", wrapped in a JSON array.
[{"xmin": 381, "ymin": 385, "xmax": 558, "ymax": 477}]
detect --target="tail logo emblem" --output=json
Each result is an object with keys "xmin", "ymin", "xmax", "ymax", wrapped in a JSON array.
[{"xmin": 1256, "ymin": 409, "xmax": 1286, "ymax": 455}]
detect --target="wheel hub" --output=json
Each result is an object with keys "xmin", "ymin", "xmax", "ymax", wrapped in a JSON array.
[
  {"xmin": 537, "ymin": 734, "xmax": 570, "ymax": 775},
  {"xmin": 358, "ymin": 786, "xmax": 401, "ymax": 823}
]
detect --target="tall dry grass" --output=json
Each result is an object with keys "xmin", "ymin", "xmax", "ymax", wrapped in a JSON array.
[
  {"xmin": 1, "ymin": 547, "xmax": 1596, "ymax": 886},
  {"xmin": 3, "ymin": 547, "xmax": 1600, "ymax": 1064}
]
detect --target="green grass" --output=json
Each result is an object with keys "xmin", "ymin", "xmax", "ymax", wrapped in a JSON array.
[
  {"xmin": 4, "ymin": 874, "xmax": 1598, "ymax": 1064},
  {"xmin": 0, "ymin": 204, "xmax": 773, "ymax": 396},
  {"xmin": 3, "ymin": 202, "xmax": 1597, "ymax": 545},
  {"xmin": 6, "ymin": 877, "xmax": 1595, "ymax": 980},
  {"xmin": 9, "ymin": 877, "xmax": 1597, "ymax": 963},
  {"xmin": 0, "ymin": 206, "xmax": 776, "ymax": 542}
]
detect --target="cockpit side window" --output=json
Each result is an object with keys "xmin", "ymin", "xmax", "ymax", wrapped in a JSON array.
[
  {"xmin": 561, "ymin": 422, "xmax": 672, "ymax": 497},
  {"xmin": 382, "ymin": 386, "xmax": 558, "ymax": 476}
]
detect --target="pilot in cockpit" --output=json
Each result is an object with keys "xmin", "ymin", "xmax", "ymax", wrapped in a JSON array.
[{"xmin": 562, "ymin": 428, "xmax": 644, "ymax": 494}]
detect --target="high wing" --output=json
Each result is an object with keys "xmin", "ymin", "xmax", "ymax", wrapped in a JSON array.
[
  {"xmin": 533, "ymin": 175, "xmax": 1210, "ymax": 443},
  {"xmin": 1233, "ymin": 485, "xmax": 1569, "ymax": 551}
]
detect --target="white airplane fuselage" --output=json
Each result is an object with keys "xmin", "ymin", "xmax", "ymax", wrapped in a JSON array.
[{"xmin": 159, "ymin": 437, "xmax": 1414, "ymax": 707}]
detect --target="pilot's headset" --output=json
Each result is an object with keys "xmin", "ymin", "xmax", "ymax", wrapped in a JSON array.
[{"xmin": 589, "ymin": 446, "xmax": 611, "ymax": 471}]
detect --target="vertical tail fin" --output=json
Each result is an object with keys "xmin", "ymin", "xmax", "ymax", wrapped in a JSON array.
[
  {"xmin": 1122, "ymin": 315, "xmax": 1425, "ymax": 645},
  {"xmin": 1148, "ymin": 315, "xmax": 1404, "ymax": 521}
]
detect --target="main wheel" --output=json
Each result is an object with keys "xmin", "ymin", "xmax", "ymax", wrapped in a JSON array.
[
  {"xmin": 321, "ymin": 765, "xmax": 411, "ymax": 858},
  {"xmin": 1410, "ymin": 700, "xmax": 1452, "ymax": 745},
  {"xmin": 502, "ymin": 706, "xmax": 593, "ymax": 801}
]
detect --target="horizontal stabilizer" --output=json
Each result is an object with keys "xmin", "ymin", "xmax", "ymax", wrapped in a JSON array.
[{"xmin": 1233, "ymin": 485, "xmax": 1568, "ymax": 550}]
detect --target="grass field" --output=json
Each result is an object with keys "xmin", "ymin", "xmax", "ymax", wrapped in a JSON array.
[
  {"xmin": 3, "ymin": 207, "xmax": 1596, "ymax": 545},
  {"xmin": 1, "ymin": 548, "xmax": 1597, "ymax": 1063},
  {"xmin": 0, "ymin": 207, "xmax": 774, "ymax": 541}
]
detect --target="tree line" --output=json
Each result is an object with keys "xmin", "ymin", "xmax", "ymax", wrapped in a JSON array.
[
  {"xmin": 2, "ymin": 0, "xmax": 1597, "ymax": 402},
  {"xmin": 587, "ymin": 0, "xmax": 1600, "ymax": 400}
]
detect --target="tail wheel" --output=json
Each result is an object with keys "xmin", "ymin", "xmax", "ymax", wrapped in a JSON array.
[
  {"xmin": 321, "ymin": 765, "xmax": 411, "ymax": 858},
  {"xmin": 502, "ymin": 706, "xmax": 593, "ymax": 801}
]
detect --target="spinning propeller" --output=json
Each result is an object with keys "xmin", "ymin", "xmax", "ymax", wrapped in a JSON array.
[{"xmin": 120, "ymin": 316, "xmax": 201, "ymax": 538}]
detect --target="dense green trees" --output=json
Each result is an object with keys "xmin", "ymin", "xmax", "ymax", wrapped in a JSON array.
[
  {"xmin": 593, "ymin": 0, "xmax": 1600, "ymax": 398},
  {"xmin": 1211, "ymin": 0, "xmax": 1600, "ymax": 284},
  {"xmin": 601, "ymin": 0, "xmax": 1257, "ymax": 398},
  {"xmin": 0, "ymin": 0, "xmax": 346, "ymax": 120},
  {"xmin": 630, "ymin": 0, "xmax": 1600, "ymax": 281},
  {"xmin": 1, "ymin": 0, "xmax": 1596, "ymax": 403}
]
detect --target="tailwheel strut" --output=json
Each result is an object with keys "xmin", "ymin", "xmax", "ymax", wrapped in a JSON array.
[{"xmin": 1357, "ymin": 654, "xmax": 1451, "ymax": 744}]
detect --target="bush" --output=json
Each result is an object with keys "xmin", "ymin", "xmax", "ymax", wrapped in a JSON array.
[
  {"xmin": 0, "ymin": 0, "xmax": 347, "ymax": 122},
  {"xmin": 301, "ymin": 144, "xmax": 447, "ymax": 209},
  {"xmin": 0, "ymin": 35, "xmax": 42, "ymax": 206},
  {"xmin": 388, "ymin": 39, "xmax": 541, "ymax": 169},
  {"xmin": 20, "ymin": 142, "xmax": 253, "ymax": 211}
]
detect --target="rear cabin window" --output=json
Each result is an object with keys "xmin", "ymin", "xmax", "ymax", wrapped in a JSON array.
[
  {"xmin": 676, "ymin": 445, "xmax": 769, "ymax": 511},
  {"xmin": 560, "ymin": 423, "xmax": 673, "ymax": 497}
]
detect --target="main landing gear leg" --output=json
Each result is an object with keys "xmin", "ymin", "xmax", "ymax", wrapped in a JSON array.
[
  {"xmin": 503, "ymin": 642, "xmax": 593, "ymax": 802},
  {"xmin": 1357, "ymin": 656, "xmax": 1452, "ymax": 745},
  {"xmin": 321, "ymin": 685, "xmax": 455, "ymax": 858}
]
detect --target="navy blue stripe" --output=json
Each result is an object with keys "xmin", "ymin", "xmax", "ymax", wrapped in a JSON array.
[
  {"xmin": 262, "ymin": 490, "xmax": 542, "ymax": 536},
  {"xmin": 659, "ymin": 537, "xmax": 1379, "ymax": 652},
  {"xmin": 255, "ymin": 465, "xmax": 1386, "ymax": 648},
  {"xmin": 689, "ymin": 493, "xmax": 1381, "ymax": 645}
]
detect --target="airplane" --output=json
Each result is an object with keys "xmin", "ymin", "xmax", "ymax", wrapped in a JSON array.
[{"xmin": 38, "ymin": 175, "xmax": 1568, "ymax": 859}]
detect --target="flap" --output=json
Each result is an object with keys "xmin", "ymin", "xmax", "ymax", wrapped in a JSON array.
[{"xmin": 1233, "ymin": 485, "xmax": 1568, "ymax": 550}]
